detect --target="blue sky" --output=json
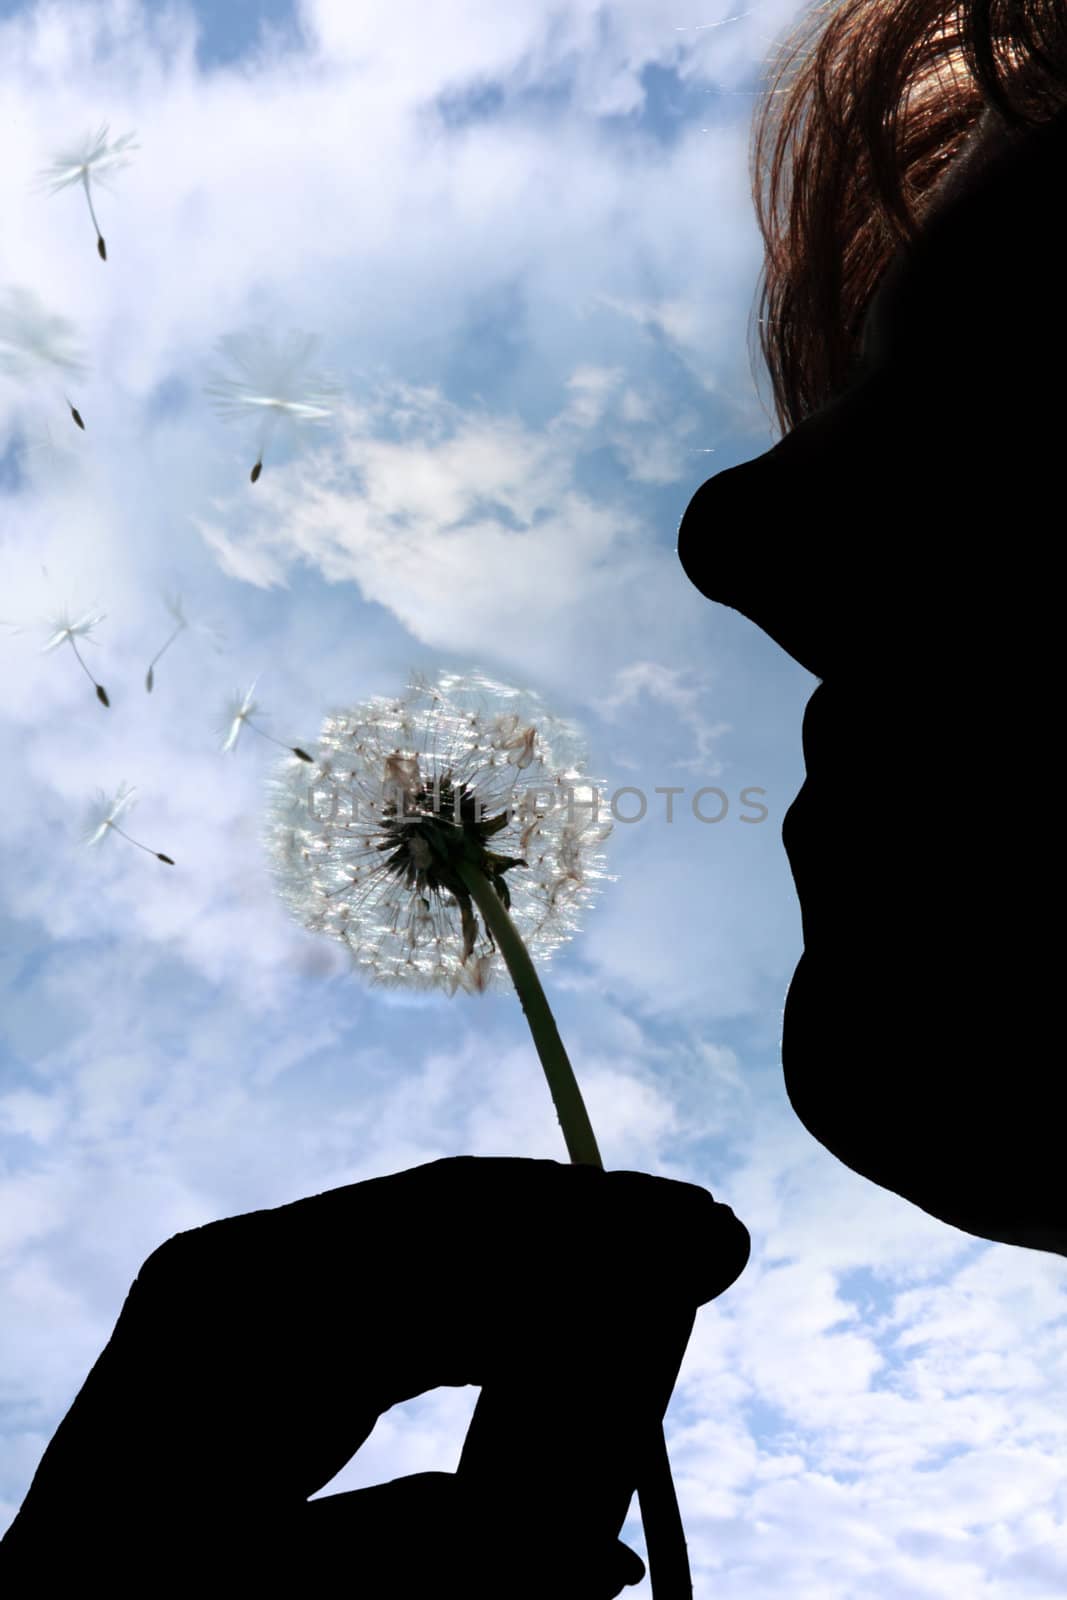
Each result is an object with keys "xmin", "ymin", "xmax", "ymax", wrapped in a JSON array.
[{"xmin": 2, "ymin": 1, "xmax": 1065, "ymax": 1594}]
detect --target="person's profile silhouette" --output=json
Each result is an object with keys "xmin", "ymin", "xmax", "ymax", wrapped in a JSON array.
[{"xmin": 680, "ymin": 1, "xmax": 1065, "ymax": 1259}]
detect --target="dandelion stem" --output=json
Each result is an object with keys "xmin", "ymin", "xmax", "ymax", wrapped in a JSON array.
[
  {"xmin": 456, "ymin": 857, "xmax": 601, "ymax": 1166},
  {"xmin": 454, "ymin": 858, "xmax": 692, "ymax": 1600},
  {"xmin": 150, "ymin": 623, "xmax": 184, "ymax": 666},
  {"xmin": 81, "ymin": 172, "xmax": 106, "ymax": 259},
  {"xmin": 68, "ymin": 638, "xmax": 108, "ymax": 706},
  {"xmin": 109, "ymin": 823, "xmax": 174, "ymax": 864},
  {"xmin": 145, "ymin": 624, "xmax": 184, "ymax": 689},
  {"xmin": 248, "ymin": 722, "xmax": 312, "ymax": 761}
]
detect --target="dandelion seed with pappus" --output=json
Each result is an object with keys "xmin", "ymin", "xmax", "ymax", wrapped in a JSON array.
[
  {"xmin": 264, "ymin": 670, "xmax": 693, "ymax": 1596},
  {"xmin": 145, "ymin": 591, "xmax": 225, "ymax": 692},
  {"xmin": 83, "ymin": 784, "xmax": 174, "ymax": 865},
  {"xmin": 37, "ymin": 123, "xmax": 138, "ymax": 261},
  {"xmin": 0, "ymin": 287, "xmax": 88, "ymax": 429},
  {"xmin": 42, "ymin": 609, "xmax": 109, "ymax": 706},
  {"xmin": 205, "ymin": 327, "xmax": 340, "ymax": 483},
  {"xmin": 219, "ymin": 680, "xmax": 312, "ymax": 762}
]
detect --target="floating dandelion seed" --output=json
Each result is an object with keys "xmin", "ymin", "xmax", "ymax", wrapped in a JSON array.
[
  {"xmin": 219, "ymin": 680, "xmax": 312, "ymax": 761},
  {"xmin": 83, "ymin": 783, "xmax": 174, "ymax": 865},
  {"xmin": 0, "ymin": 287, "xmax": 88, "ymax": 428},
  {"xmin": 37, "ymin": 123, "xmax": 138, "ymax": 261},
  {"xmin": 205, "ymin": 327, "xmax": 340, "ymax": 483},
  {"xmin": 145, "ymin": 591, "xmax": 225, "ymax": 691},
  {"xmin": 264, "ymin": 669, "xmax": 700, "ymax": 1595},
  {"xmin": 42, "ymin": 609, "xmax": 109, "ymax": 706}
]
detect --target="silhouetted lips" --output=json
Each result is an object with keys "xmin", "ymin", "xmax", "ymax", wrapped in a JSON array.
[
  {"xmin": 780, "ymin": 780, "xmax": 812, "ymax": 888},
  {"xmin": 781, "ymin": 678, "xmax": 825, "ymax": 856},
  {"xmin": 779, "ymin": 684, "xmax": 877, "ymax": 948},
  {"xmin": 698, "ymin": 1198, "xmax": 751, "ymax": 1301}
]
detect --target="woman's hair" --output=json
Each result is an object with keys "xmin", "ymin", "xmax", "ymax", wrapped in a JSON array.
[{"xmin": 750, "ymin": 0, "xmax": 1067, "ymax": 435}]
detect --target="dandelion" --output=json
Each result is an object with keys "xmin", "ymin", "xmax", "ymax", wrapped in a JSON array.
[
  {"xmin": 266, "ymin": 670, "xmax": 612, "ymax": 993},
  {"xmin": 0, "ymin": 287, "xmax": 88, "ymax": 429},
  {"xmin": 83, "ymin": 783, "xmax": 174, "ymax": 865},
  {"xmin": 145, "ymin": 591, "xmax": 225, "ymax": 692},
  {"xmin": 219, "ymin": 679, "xmax": 312, "ymax": 761},
  {"xmin": 263, "ymin": 668, "xmax": 701, "ymax": 1594},
  {"xmin": 37, "ymin": 122, "xmax": 138, "ymax": 261},
  {"xmin": 42, "ymin": 609, "xmax": 109, "ymax": 706},
  {"xmin": 205, "ymin": 327, "xmax": 340, "ymax": 483}
]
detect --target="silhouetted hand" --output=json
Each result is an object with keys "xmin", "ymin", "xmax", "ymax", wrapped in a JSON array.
[{"xmin": 0, "ymin": 1155, "xmax": 750, "ymax": 1596}]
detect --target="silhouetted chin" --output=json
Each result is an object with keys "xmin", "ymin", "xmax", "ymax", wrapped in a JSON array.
[{"xmin": 781, "ymin": 944, "xmax": 1066, "ymax": 1257}]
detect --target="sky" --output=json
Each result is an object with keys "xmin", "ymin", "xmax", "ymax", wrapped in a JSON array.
[{"xmin": 1, "ymin": 0, "xmax": 1065, "ymax": 1594}]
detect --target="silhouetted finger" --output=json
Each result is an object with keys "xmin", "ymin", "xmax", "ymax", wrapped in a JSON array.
[{"xmin": 281, "ymin": 1473, "xmax": 647, "ymax": 1598}]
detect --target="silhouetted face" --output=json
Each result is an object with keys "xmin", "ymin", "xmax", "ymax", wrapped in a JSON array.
[{"xmin": 677, "ymin": 107, "xmax": 1065, "ymax": 1255}]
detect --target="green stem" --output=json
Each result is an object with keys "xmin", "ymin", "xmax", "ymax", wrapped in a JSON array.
[
  {"xmin": 455, "ymin": 858, "xmax": 602, "ymax": 1167},
  {"xmin": 454, "ymin": 858, "xmax": 693, "ymax": 1600}
]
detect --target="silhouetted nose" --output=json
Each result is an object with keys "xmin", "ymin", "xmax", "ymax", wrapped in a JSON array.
[
  {"xmin": 676, "ymin": 365, "xmax": 917, "ymax": 680},
  {"xmin": 677, "ymin": 450, "xmax": 843, "ymax": 679}
]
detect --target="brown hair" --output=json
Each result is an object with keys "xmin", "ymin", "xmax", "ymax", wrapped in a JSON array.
[{"xmin": 750, "ymin": 0, "xmax": 1067, "ymax": 436}]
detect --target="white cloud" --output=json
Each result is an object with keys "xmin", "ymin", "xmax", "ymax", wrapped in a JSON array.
[{"xmin": 596, "ymin": 659, "xmax": 732, "ymax": 770}]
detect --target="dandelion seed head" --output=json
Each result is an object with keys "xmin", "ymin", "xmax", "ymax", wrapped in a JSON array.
[{"xmin": 265, "ymin": 671, "xmax": 614, "ymax": 994}]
